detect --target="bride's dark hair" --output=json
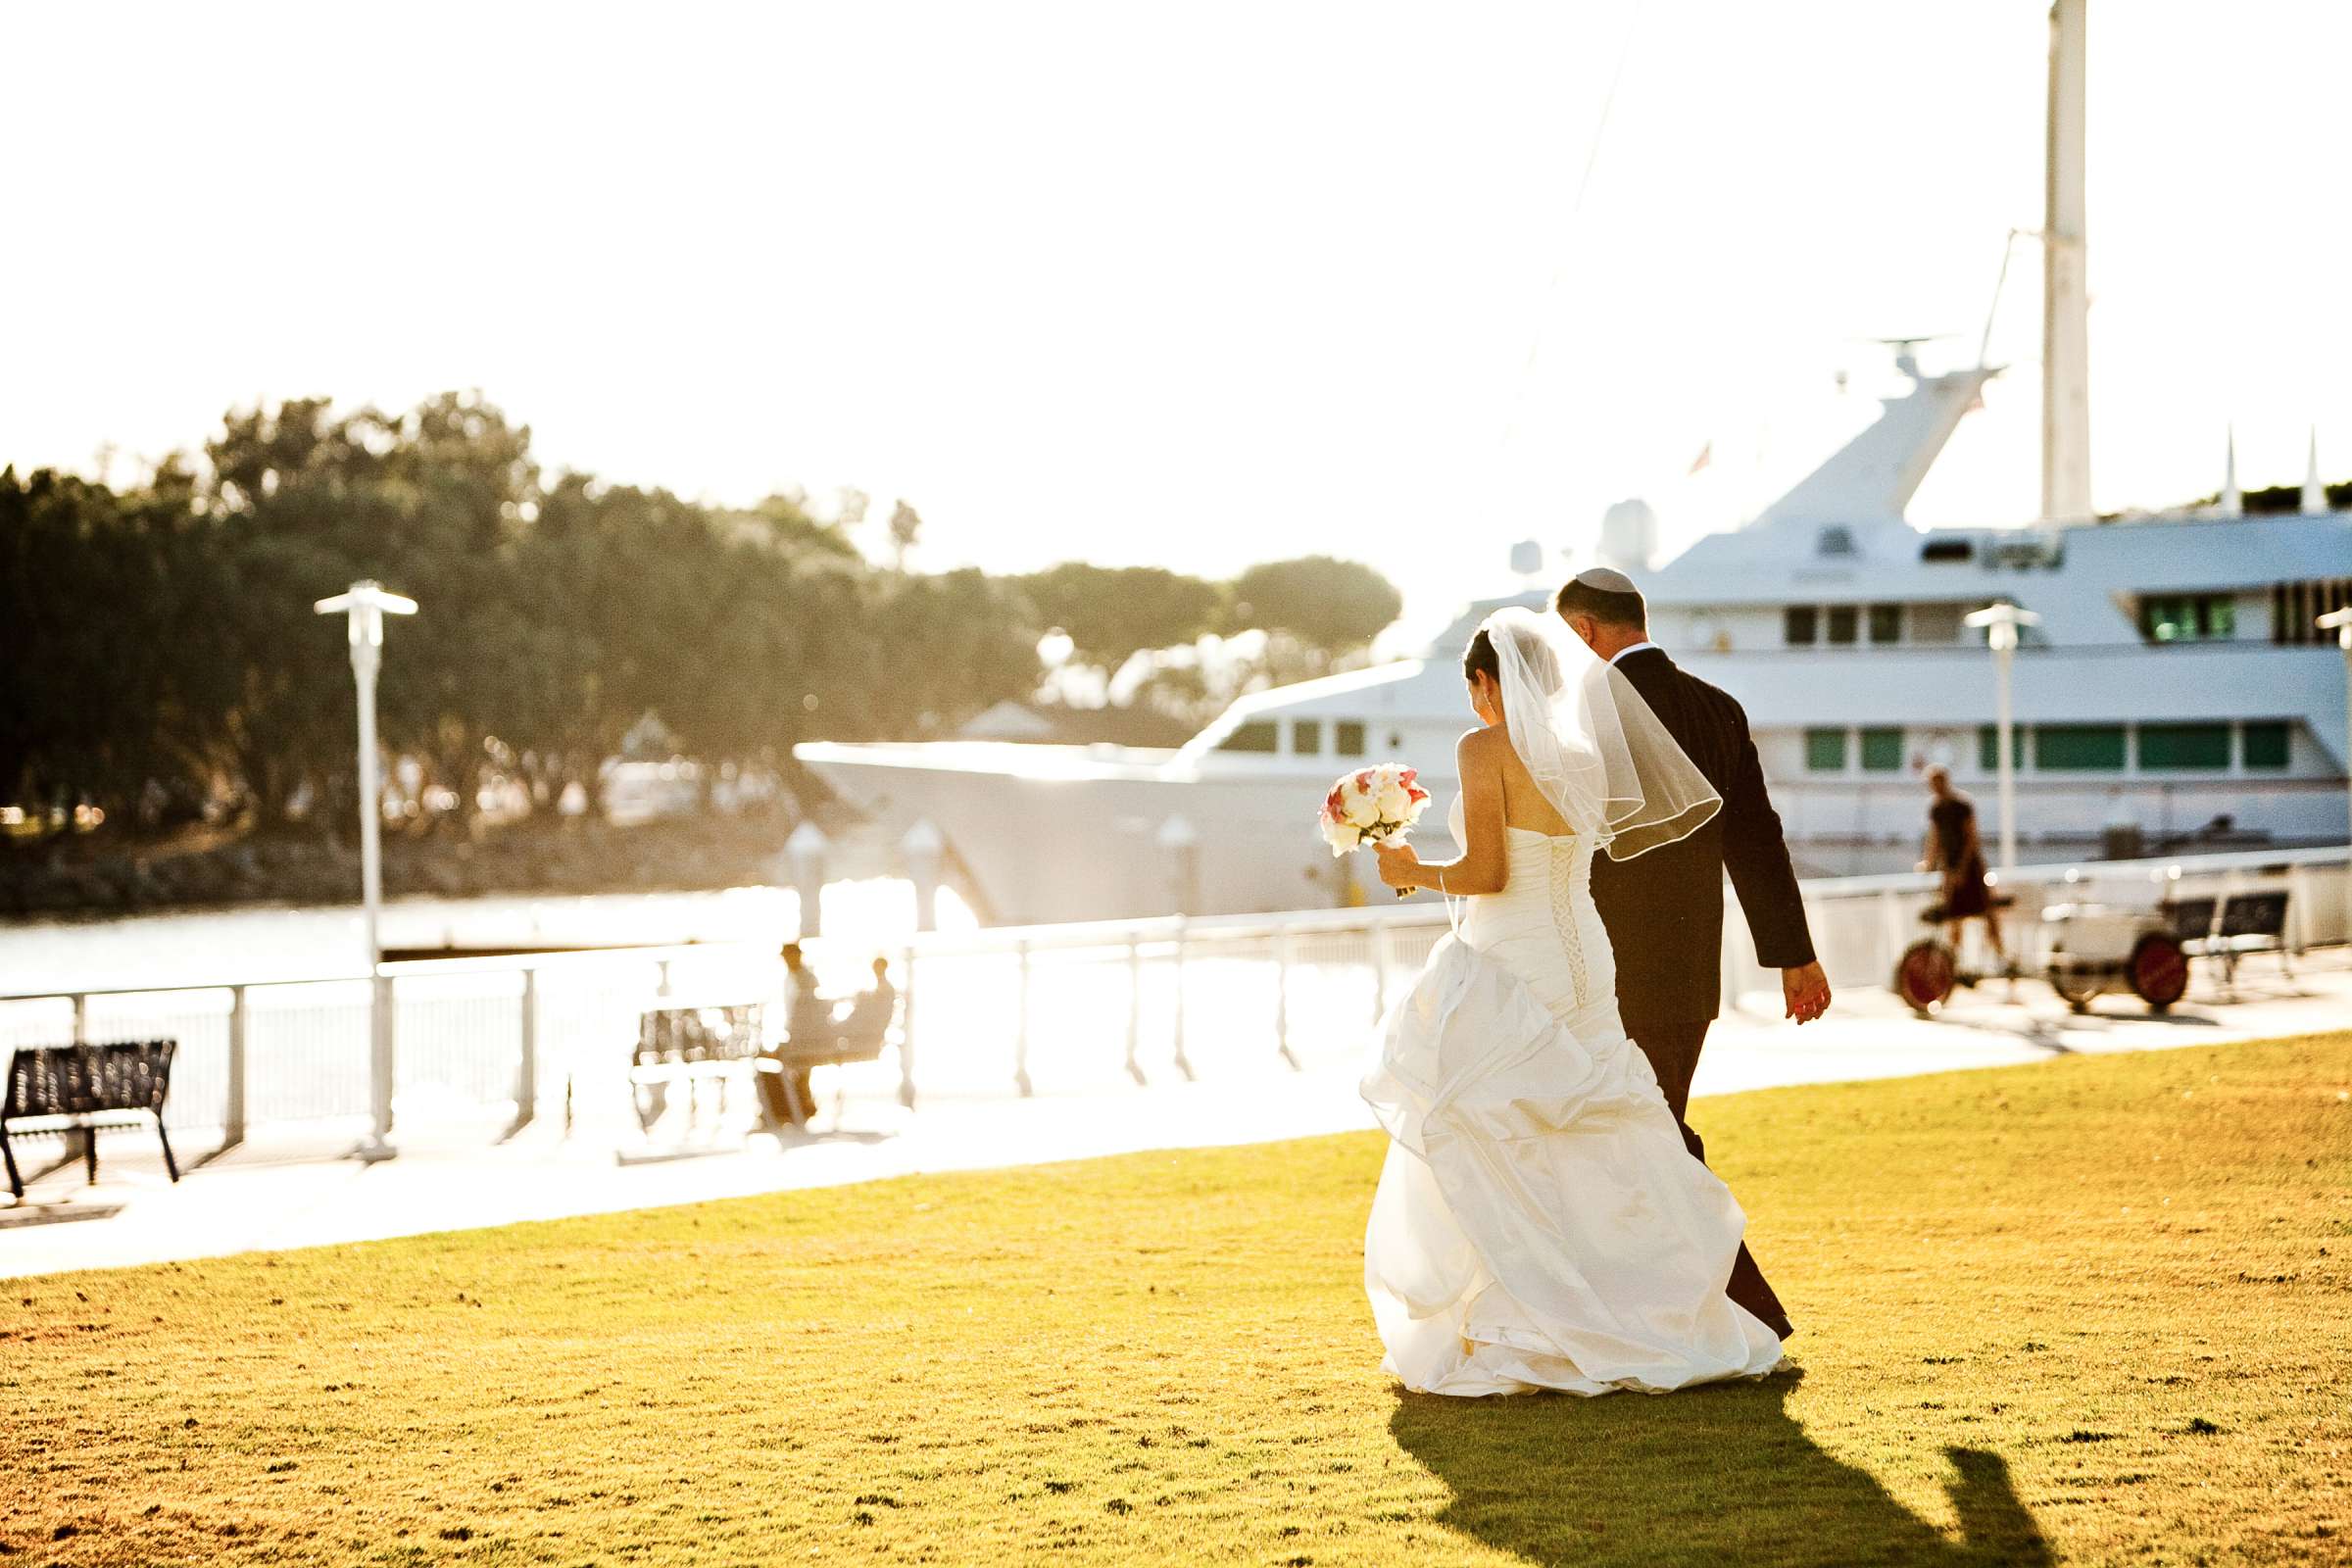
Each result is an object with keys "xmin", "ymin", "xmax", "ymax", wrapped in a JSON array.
[
  {"xmin": 1463, "ymin": 628, "xmax": 1500, "ymax": 686},
  {"xmin": 1464, "ymin": 620, "xmax": 1563, "ymax": 695}
]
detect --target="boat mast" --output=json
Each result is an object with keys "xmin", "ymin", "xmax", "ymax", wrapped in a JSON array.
[{"xmin": 2040, "ymin": 0, "xmax": 2092, "ymax": 521}]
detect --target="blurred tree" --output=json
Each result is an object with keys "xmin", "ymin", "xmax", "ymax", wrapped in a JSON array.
[
  {"xmin": 0, "ymin": 390, "xmax": 1405, "ymax": 860},
  {"xmin": 887, "ymin": 499, "xmax": 922, "ymax": 571},
  {"xmin": 1226, "ymin": 556, "xmax": 1401, "ymax": 657},
  {"xmin": 1013, "ymin": 564, "xmax": 1227, "ymax": 678}
]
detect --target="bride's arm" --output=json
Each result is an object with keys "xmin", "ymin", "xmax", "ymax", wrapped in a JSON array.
[{"xmin": 1376, "ymin": 729, "xmax": 1508, "ymax": 896}]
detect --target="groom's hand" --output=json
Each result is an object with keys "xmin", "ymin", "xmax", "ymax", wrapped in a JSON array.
[{"xmin": 1781, "ymin": 961, "xmax": 1831, "ymax": 1024}]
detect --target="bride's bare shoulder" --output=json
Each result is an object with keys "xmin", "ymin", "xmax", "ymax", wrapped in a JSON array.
[{"xmin": 1456, "ymin": 725, "xmax": 1507, "ymax": 765}]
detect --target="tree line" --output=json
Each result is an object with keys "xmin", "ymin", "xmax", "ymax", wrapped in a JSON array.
[{"xmin": 0, "ymin": 392, "xmax": 1400, "ymax": 839}]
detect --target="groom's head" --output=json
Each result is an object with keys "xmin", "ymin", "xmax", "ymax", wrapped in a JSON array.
[{"xmin": 1553, "ymin": 567, "xmax": 1648, "ymax": 660}]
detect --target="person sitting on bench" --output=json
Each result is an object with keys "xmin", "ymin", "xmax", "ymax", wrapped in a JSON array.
[
  {"xmin": 758, "ymin": 942, "xmax": 840, "ymax": 1128},
  {"xmin": 842, "ymin": 956, "xmax": 896, "ymax": 1045}
]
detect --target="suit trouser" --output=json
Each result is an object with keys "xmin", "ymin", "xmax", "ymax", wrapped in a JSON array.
[{"xmin": 1626, "ymin": 1017, "xmax": 1791, "ymax": 1334}]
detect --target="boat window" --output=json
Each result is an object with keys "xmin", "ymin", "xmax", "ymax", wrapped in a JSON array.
[
  {"xmin": 1867, "ymin": 604, "xmax": 1903, "ymax": 644},
  {"xmin": 2033, "ymin": 724, "xmax": 2126, "ymax": 771},
  {"xmin": 2267, "ymin": 578, "xmax": 2352, "ymax": 645},
  {"xmin": 1860, "ymin": 727, "xmax": 1904, "ymax": 771},
  {"xmin": 2243, "ymin": 721, "xmax": 2290, "ymax": 768},
  {"xmin": 2138, "ymin": 724, "xmax": 2230, "ymax": 771},
  {"xmin": 1816, "ymin": 526, "xmax": 1856, "ymax": 557},
  {"xmin": 1826, "ymin": 606, "xmax": 1858, "ymax": 645},
  {"xmin": 2140, "ymin": 594, "xmax": 2235, "ymax": 643},
  {"xmin": 1293, "ymin": 719, "xmax": 1323, "ymax": 756},
  {"xmin": 1910, "ymin": 603, "xmax": 1966, "ymax": 643},
  {"xmin": 1922, "ymin": 538, "xmax": 1974, "ymax": 563},
  {"xmin": 1334, "ymin": 720, "xmax": 1366, "ymax": 758},
  {"xmin": 1217, "ymin": 720, "xmax": 1278, "ymax": 754},
  {"xmin": 1784, "ymin": 606, "xmax": 1818, "ymax": 646},
  {"xmin": 1804, "ymin": 728, "xmax": 1847, "ymax": 771}
]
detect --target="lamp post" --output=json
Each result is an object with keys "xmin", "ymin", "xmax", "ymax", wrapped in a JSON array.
[
  {"xmin": 315, "ymin": 580, "xmax": 417, "ymax": 1162},
  {"xmin": 1964, "ymin": 602, "xmax": 2041, "ymax": 880},
  {"xmin": 2321, "ymin": 606, "xmax": 2352, "ymax": 852}
]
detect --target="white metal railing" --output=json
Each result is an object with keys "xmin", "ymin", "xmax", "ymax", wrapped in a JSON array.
[{"xmin": 2, "ymin": 843, "xmax": 2343, "ymax": 1152}]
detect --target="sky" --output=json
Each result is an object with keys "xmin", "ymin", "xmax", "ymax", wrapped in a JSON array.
[{"xmin": 5, "ymin": 2, "xmax": 2348, "ymax": 641}]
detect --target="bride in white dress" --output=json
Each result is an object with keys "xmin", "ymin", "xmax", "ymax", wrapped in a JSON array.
[{"xmin": 1361, "ymin": 607, "xmax": 1787, "ymax": 1396}]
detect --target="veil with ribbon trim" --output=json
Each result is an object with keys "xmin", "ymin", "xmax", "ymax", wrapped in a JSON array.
[{"xmin": 1479, "ymin": 606, "xmax": 1720, "ymax": 859}]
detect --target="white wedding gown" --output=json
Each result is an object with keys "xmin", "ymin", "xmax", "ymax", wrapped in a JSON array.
[{"xmin": 1361, "ymin": 800, "xmax": 1786, "ymax": 1396}]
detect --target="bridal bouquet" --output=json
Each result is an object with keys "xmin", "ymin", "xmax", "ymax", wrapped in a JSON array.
[{"xmin": 1318, "ymin": 763, "xmax": 1431, "ymax": 858}]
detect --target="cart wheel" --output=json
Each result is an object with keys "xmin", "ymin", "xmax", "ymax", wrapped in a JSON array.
[
  {"xmin": 1894, "ymin": 939, "xmax": 1957, "ymax": 1015},
  {"xmin": 2129, "ymin": 932, "xmax": 2189, "ymax": 1011},
  {"xmin": 2048, "ymin": 961, "xmax": 2101, "ymax": 1014}
]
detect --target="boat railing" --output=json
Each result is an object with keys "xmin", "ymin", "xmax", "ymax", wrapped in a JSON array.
[{"xmin": 1, "ymin": 842, "xmax": 2342, "ymax": 1152}]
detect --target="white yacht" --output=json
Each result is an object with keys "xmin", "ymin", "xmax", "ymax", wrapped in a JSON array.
[
  {"xmin": 797, "ymin": 353, "xmax": 2349, "ymax": 924},
  {"xmin": 799, "ymin": 2, "xmax": 2350, "ymax": 926}
]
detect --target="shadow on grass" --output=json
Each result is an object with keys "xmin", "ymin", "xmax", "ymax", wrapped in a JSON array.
[{"xmin": 1391, "ymin": 1378, "xmax": 2048, "ymax": 1568}]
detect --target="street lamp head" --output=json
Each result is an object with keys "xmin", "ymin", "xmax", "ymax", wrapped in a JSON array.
[
  {"xmin": 315, "ymin": 580, "xmax": 419, "ymax": 648},
  {"xmin": 1965, "ymin": 601, "xmax": 2040, "ymax": 654}
]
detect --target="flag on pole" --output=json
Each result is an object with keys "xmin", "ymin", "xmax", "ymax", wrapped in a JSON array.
[{"xmin": 1687, "ymin": 441, "xmax": 1713, "ymax": 476}]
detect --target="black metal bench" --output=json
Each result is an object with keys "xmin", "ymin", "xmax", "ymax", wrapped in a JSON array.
[
  {"xmin": 629, "ymin": 1004, "xmax": 764, "ymax": 1134},
  {"xmin": 2169, "ymin": 889, "xmax": 2295, "ymax": 993},
  {"xmin": 3, "ymin": 1041, "xmax": 180, "ymax": 1200}
]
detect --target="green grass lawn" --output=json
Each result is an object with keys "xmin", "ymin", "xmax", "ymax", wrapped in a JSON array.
[{"xmin": 5, "ymin": 1034, "xmax": 2347, "ymax": 1567}]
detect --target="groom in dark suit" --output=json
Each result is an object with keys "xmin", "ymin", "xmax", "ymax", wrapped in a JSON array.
[{"xmin": 1559, "ymin": 566, "xmax": 1830, "ymax": 1341}]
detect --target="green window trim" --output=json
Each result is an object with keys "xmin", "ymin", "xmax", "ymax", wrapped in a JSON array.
[
  {"xmin": 1804, "ymin": 727, "xmax": 1848, "ymax": 772},
  {"xmin": 2140, "ymin": 594, "xmax": 2237, "ymax": 644},
  {"xmin": 2034, "ymin": 724, "xmax": 2127, "ymax": 771},
  {"xmin": 2243, "ymin": 721, "xmax": 2289, "ymax": 770},
  {"xmin": 2138, "ymin": 723, "xmax": 2229, "ymax": 771},
  {"xmin": 1859, "ymin": 727, "xmax": 1904, "ymax": 771}
]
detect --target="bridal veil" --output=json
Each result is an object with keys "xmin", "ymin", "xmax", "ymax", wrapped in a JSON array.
[{"xmin": 1480, "ymin": 607, "xmax": 1719, "ymax": 859}]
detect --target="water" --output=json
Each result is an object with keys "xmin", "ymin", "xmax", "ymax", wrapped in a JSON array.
[{"xmin": 0, "ymin": 878, "xmax": 977, "ymax": 996}]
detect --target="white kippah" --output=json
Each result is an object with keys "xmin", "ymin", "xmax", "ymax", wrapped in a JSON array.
[{"xmin": 1571, "ymin": 566, "xmax": 1639, "ymax": 594}]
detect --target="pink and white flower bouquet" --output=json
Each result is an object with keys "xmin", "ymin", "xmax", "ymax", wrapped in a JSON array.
[{"xmin": 1318, "ymin": 763, "xmax": 1432, "ymax": 859}]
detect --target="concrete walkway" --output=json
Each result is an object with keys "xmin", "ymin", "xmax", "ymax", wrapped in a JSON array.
[{"xmin": 5, "ymin": 954, "xmax": 2343, "ymax": 1279}]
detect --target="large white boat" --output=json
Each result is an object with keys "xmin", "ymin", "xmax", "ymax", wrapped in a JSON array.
[
  {"xmin": 799, "ymin": 3, "xmax": 2351, "ymax": 927},
  {"xmin": 797, "ymin": 351, "xmax": 2349, "ymax": 924}
]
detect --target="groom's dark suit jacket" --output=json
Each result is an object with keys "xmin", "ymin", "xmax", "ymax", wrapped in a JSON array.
[{"xmin": 1589, "ymin": 647, "xmax": 1815, "ymax": 1030}]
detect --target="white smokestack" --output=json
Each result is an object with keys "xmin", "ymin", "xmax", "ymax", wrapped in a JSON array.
[{"xmin": 2040, "ymin": 0, "xmax": 2092, "ymax": 522}]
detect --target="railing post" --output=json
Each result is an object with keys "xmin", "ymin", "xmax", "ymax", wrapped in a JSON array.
[
  {"xmin": 1124, "ymin": 938, "xmax": 1147, "ymax": 1085},
  {"xmin": 359, "ymin": 973, "xmax": 397, "ymax": 1162},
  {"xmin": 1370, "ymin": 921, "xmax": 1391, "ymax": 1024},
  {"xmin": 514, "ymin": 968, "xmax": 539, "ymax": 1130},
  {"xmin": 1880, "ymin": 887, "xmax": 1904, "ymax": 982},
  {"xmin": 70, "ymin": 993, "xmax": 87, "ymax": 1043},
  {"xmin": 896, "ymin": 949, "xmax": 917, "ymax": 1110},
  {"xmin": 656, "ymin": 958, "xmax": 673, "ymax": 999},
  {"xmin": 224, "ymin": 985, "xmax": 249, "ymax": 1148},
  {"xmin": 1012, "ymin": 940, "xmax": 1034, "ymax": 1098},
  {"xmin": 1170, "ymin": 918, "xmax": 1195, "ymax": 1081},
  {"xmin": 1274, "ymin": 927, "xmax": 1298, "ymax": 1070}
]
